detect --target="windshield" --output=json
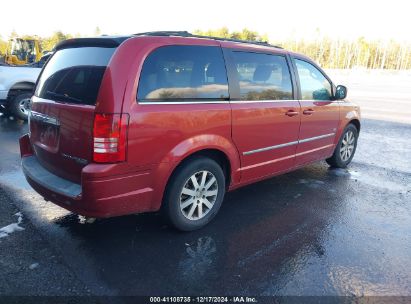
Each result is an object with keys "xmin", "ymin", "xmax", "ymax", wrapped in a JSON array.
[
  {"xmin": 35, "ymin": 47, "xmax": 115, "ymax": 105},
  {"xmin": 10, "ymin": 39, "xmax": 28, "ymax": 60}
]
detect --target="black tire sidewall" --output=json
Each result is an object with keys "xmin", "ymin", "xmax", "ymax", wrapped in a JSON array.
[
  {"xmin": 11, "ymin": 93, "xmax": 31, "ymax": 121},
  {"xmin": 164, "ymin": 157, "xmax": 226, "ymax": 231},
  {"xmin": 333, "ymin": 124, "xmax": 359, "ymax": 167}
]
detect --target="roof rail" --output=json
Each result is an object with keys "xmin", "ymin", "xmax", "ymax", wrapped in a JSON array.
[{"xmin": 133, "ymin": 31, "xmax": 283, "ymax": 49}]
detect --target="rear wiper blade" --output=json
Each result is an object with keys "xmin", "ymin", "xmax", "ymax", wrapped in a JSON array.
[{"xmin": 46, "ymin": 91, "xmax": 83, "ymax": 104}]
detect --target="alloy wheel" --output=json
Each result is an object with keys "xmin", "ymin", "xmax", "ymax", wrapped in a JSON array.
[
  {"xmin": 340, "ymin": 130, "xmax": 355, "ymax": 161},
  {"xmin": 179, "ymin": 170, "xmax": 218, "ymax": 221},
  {"xmin": 18, "ymin": 98, "xmax": 30, "ymax": 116}
]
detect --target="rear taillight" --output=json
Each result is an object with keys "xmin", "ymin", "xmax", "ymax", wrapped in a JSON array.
[{"xmin": 93, "ymin": 113, "xmax": 129, "ymax": 163}]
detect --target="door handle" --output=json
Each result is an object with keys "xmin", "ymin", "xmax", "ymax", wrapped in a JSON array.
[
  {"xmin": 303, "ymin": 109, "xmax": 314, "ymax": 115},
  {"xmin": 285, "ymin": 110, "xmax": 299, "ymax": 117}
]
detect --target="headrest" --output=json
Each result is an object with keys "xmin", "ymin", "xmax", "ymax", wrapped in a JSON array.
[
  {"xmin": 206, "ymin": 64, "xmax": 226, "ymax": 83},
  {"xmin": 253, "ymin": 65, "xmax": 272, "ymax": 82},
  {"xmin": 206, "ymin": 64, "xmax": 219, "ymax": 77}
]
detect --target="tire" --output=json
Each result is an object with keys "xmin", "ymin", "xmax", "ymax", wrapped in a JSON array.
[
  {"xmin": 162, "ymin": 157, "xmax": 226, "ymax": 231},
  {"xmin": 10, "ymin": 92, "xmax": 31, "ymax": 121},
  {"xmin": 0, "ymin": 106, "xmax": 10, "ymax": 117},
  {"xmin": 326, "ymin": 124, "xmax": 359, "ymax": 168}
]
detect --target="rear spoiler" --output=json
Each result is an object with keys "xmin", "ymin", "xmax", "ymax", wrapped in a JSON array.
[{"xmin": 54, "ymin": 36, "xmax": 131, "ymax": 51}]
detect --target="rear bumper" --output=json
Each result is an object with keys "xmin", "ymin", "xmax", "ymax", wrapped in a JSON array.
[
  {"xmin": 20, "ymin": 136, "xmax": 155, "ymax": 217},
  {"xmin": 22, "ymin": 156, "xmax": 82, "ymax": 198}
]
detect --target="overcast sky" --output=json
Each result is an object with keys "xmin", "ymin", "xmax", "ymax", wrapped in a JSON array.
[{"xmin": 1, "ymin": 0, "xmax": 410, "ymax": 42}]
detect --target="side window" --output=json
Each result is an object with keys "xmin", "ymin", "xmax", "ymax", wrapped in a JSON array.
[
  {"xmin": 231, "ymin": 51, "xmax": 293, "ymax": 100},
  {"xmin": 295, "ymin": 59, "xmax": 332, "ymax": 101},
  {"xmin": 137, "ymin": 46, "xmax": 229, "ymax": 101}
]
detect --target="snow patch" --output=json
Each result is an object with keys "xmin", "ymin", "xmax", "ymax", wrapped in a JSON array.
[
  {"xmin": 29, "ymin": 263, "xmax": 39, "ymax": 270},
  {"xmin": 349, "ymin": 170, "xmax": 361, "ymax": 179},
  {"xmin": 329, "ymin": 168, "xmax": 350, "ymax": 177},
  {"xmin": 350, "ymin": 171, "xmax": 408, "ymax": 193},
  {"xmin": 78, "ymin": 215, "xmax": 96, "ymax": 224},
  {"xmin": 0, "ymin": 212, "xmax": 25, "ymax": 239}
]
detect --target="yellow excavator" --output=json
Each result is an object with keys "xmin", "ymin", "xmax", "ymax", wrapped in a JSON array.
[{"xmin": 3, "ymin": 37, "xmax": 43, "ymax": 65}]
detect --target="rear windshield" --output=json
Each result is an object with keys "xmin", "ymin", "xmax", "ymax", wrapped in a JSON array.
[{"xmin": 35, "ymin": 47, "xmax": 115, "ymax": 105}]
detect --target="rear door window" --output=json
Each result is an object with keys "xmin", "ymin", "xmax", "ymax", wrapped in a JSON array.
[
  {"xmin": 137, "ymin": 45, "xmax": 229, "ymax": 101},
  {"xmin": 230, "ymin": 51, "xmax": 293, "ymax": 100},
  {"xmin": 35, "ymin": 47, "xmax": 115, "ymax": 105}
]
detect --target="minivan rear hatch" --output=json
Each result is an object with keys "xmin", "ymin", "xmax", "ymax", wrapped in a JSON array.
[{"xmin": 29, "ymin": 39, "xmax": 120, "ymax": 183}]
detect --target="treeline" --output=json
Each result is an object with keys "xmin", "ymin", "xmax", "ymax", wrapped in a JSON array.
[
  {"xmin": 1, "ymin": 28, "xmax": 410, "ymax": 70},
  {"xmin": 281, "ymin": 37, "xmax": 411, "ymax": 70},
  {"xmin": 0, "ymin": 30, "xmax": 86, "ymax": 55},
  {"xmin": 195, "ymin": 28, "xmax": 411, "ymax": 70},
  {"xmin": 194, "ymin": 28, "xmax": 269, "ymax": 43}
]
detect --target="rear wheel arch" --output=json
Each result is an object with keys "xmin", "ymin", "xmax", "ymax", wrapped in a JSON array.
[
  {"xmin": 7, "ymin": 81, "xmax": 35, "ymax": 99},
  {"xmin": 149, "ymin": 135, "xmax": 241, "ymax": 211},
  {"xmin": 162, "ymin": 135, "xmax": 240, "ymax": 185},
  {"xmin": 169, "ymin": 149, "xmax": 232, "ymax": 190},
  {"xmin": 151, "ymin": 146, "xmax": 236, "ymax": 212}
]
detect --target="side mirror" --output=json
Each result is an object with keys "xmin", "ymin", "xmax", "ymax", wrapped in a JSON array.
[{"xmin": 334, "ymin": 85, "xmax": 347, "ymax": 100}]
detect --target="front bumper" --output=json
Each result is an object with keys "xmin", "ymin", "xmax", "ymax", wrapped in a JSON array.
[{"xmin": 20, "ymin": 135, "xmax": 155, "ymax": 218}]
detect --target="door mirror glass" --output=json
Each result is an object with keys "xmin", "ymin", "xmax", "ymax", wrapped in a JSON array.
[{"xmin": 335, "ymin": 85, "xmax": 347, "ymax": 100}]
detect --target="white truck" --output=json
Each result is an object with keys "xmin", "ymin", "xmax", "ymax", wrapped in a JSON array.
[{"xmin": 0, "ymin": 56, "xmax": 49, "ymax": 120}]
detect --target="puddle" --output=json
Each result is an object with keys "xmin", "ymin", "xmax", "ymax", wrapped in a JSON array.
[{"xmin": 178, "ymin": 236, "xmax": 217, "ymax": 282}]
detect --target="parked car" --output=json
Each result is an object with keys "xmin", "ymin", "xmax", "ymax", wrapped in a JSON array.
[
  {"xmin": 0, "ymin": 53, "xmax": 51, "ymax": 120},
  {"xmin": 19, "ymin": 32, "xmax": 360, "ymax": 231}
]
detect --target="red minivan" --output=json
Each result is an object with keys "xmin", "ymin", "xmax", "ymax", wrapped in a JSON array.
[{"xmin": 20, "ymin": 32, "xmax": 360, "ymax": 230}]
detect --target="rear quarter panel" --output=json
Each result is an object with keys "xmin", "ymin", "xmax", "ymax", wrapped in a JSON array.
[
  {"xmin": 0, "ymin": 66, "xmax": 41, "ymax": 94},
  {"xmin": 113, "ymin": 37, "xmax": 241, "ymax": 210}
]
